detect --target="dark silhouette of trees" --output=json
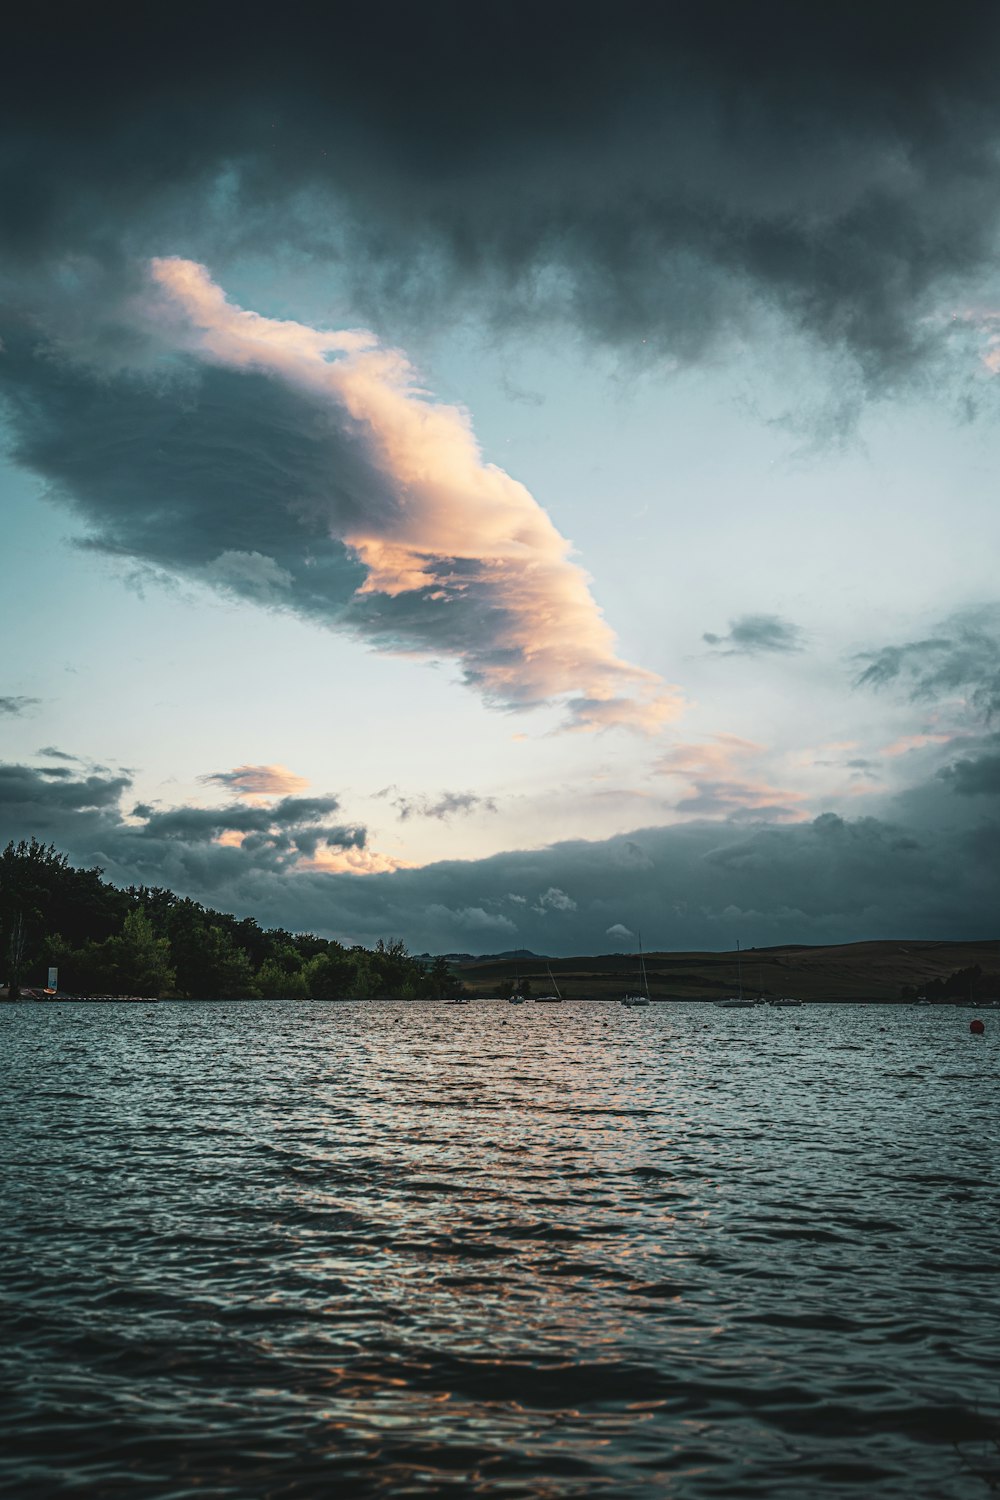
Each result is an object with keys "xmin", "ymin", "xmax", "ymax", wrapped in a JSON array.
[
  {"xmin": 900, "ymin": 963, "xmax": 1000, "ymax": 1002},
  {"xmin": 428, "ymin": 955, "xmax": 460, "ymax": 1000},
  {"xmin": 0, "ymin": 839, "xmax": 465, "ymax": 1002}
]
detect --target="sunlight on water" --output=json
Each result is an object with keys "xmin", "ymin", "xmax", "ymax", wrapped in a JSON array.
[{"xmin": 1, "ymin": 1001, "xmax": 998, "ymax": 1497}]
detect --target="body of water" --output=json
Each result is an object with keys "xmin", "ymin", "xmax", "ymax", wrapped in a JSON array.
[{"xmin": 1, "ymin": 1000, "xmax": 998, "ymax": 1497}]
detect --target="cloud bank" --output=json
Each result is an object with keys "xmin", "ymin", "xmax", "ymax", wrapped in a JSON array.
[
  {"xmin": 2, "ymin": 741, "xmax": 997, "ymax": 953},
  {"xmin": 5, "ymin": 3, "xmax": 1000, "ymax": 391}
]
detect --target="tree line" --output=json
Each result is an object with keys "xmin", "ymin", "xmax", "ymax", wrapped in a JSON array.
[
  {"xmin": 0, "ymin": 838, "xmax": 461, "ymax": 1001},
  {"xmin": 900, "ymin": 964, "xmax": 1000, "ymax": 1002}
]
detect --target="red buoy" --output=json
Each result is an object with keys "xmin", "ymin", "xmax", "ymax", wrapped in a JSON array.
[{"xmin": 970, "ymin": 1018, "xmax": 985, "ymax": 1035}]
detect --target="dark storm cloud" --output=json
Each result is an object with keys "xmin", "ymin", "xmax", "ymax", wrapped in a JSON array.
[
  {"xmin": 703, "ymin": 615, "xmax": 805, "ymax": 656},
  {"xmin": 5, "ymin": 5, "xmax": 999, "ymax": 725},
  {"xmin": 0, "ymin": 760, "xmax": 368, "ymax": 903},
  {"xmin": 0, "ymin": 328, "xmax": 368, "ymax": 622},
  {"xmin": 855, "ymin": 606, "xmax": 1000, "ymax": 720},
  {"xmin": 0, "ymin": 764, "xmax": 130, "ymax": 812},
  {"xmin": 939, "ymin": 746, "xmax": 1000, "ymax": 796},
  {"xmin": 161, "ymin": 796, "xmax": 1000, "ymax": 952},
  {"xmin": 0, "ymin": 697, "xmax": 40, "ymax": 717},
  {"xmin": 4, "ymin": 2, "xmax": 1000, "ymax": 378},
  {"xmin": 136, "ymin": 794, "xmax": 355, "ymax": 843},
  {"xmin": 2, "ymin": 748, "xmax": 997, "ymax": 952}
]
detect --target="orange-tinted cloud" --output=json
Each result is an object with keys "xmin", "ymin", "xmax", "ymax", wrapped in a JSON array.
[
  {"xmin": 200, "ymin": 763, "xmax": 310, "ymax": 799},
  {"xmin": 879, "ymin": 732, "xmax": 955, "ymax": 757},
  {"xmin": 653, "ymin": 733, "xmax": 807, "ymax": 819},
  {"xmin": 306, "ymin": 845, "xmax": 411, "ymax": 875},
  {"xmin": 145, "ymin": 258, "xmax": 681, "ymax": 733},
  {"xmin": 955, "ymin": 307, "xmax": 1000, "ymax": 372}
]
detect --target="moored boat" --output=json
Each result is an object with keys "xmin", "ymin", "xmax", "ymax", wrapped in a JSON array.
[
  {"xmin": 621, "ymin": 936, "xmax": 651, "ymax": 1007},
  {"xmin": 716, "ymin": 941, "xmax": 760, "ymax": 1007},
  {"xmin": 535, "ymin": 966, "xmax": 564, "ymax": 1002}
]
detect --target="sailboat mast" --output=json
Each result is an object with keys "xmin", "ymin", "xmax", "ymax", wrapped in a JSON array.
[
  {"xmin": 638, "ymin": 929, "xmax": 649, "ymax": 998},
  {"xmin": 737, "ymin": 939, "xmax": 743, "ymax": 1000}
]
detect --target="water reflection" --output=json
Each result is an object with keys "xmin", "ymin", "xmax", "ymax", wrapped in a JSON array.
[{"xmin": 1, "ymin": 1000, "xmax": 997, "ymax": 1496}]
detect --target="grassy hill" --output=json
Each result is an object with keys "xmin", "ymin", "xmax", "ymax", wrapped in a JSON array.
[{"xmin": 454, "ymin": 938, "xmax": 1000, "ymax": 1003}]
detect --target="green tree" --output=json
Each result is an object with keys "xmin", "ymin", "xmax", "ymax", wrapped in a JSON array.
[
  {"xmin": 371, "ymin": 937, "xmax": 422, "ymax": 997},
  {"xmin": 428, "ymin": 955, "xmax": 461, "ymax": 1000},
  {"xmin": 1, "ymin": 839, "xmax": 125, "ymax": 975},
  {"xmin": 306, "ymin": 946, "xmax": 358, "ymax": 1000},
  {"xmin": 1, "ymin": 839, "xmax": 69, "ymax": 996},
  {"xmin": 42, "ymin": 933, "xmax": 122, "ymax": 995},
  {"xmin": 42, "ymin": 913, "xmax": 175, "ymax": 996},
  {"xmin": 4, "ymin": 910, "xmax": 27, "ymax": 999},
  {"xmin": 106, "ymin": 910, "xmax": 176, "ymax": 996},
  {"xmin": 257, "ymin": 957, "xmax": 309, "ymax": 1000},
  {"xmin": 168, "ymin": 904, "xmax": 258, "ymax": 999},
  {"xmin": 349, "ymin": 947, "xmax": 378, "ymax": 998}
]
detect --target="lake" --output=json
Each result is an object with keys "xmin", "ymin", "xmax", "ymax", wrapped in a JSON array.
[{"xmin": 1, "ymin": 1000, "xmax": 997, "ymax": 1497}]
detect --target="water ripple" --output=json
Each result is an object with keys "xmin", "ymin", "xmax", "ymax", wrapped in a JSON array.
[{"xmin": 1, "ymin": 1000, "xmax": 998, "ymax": 1497}]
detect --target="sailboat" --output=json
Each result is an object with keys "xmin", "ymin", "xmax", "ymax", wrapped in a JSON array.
[
  {"xmin": 621, "ymin": 934, "xmax": 651, "ymax": 1007},
  {"xmin": 535, "ymin": 966, "xmax": 563, "ymax": 1003},
  {"xmin": 717, "ymin": 940, "xmax": 759, "ymax": 1007},
  {"xmin": 508, "ymin": 962, "xmax": 528, "ymax": 1003}
]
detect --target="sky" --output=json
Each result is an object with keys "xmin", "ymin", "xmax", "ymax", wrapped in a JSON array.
[{"xmin": 2, "ymin": 1, "xmax": 1000, "ymax": 954}]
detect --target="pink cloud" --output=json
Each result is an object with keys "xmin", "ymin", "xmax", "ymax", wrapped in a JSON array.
[
  {"xmin": 306, "ymin": 845, "xmax": 411, "ymax": 875},
  {"xmin": 145, "ymin": 258, "xmax": 681, "ymax": 734},
  {"xmin": 879, "ymin": 732, "xmax": 954, "ymax": 757},
  {"xmin": 653, "ymin": 734, "xmax": 806, "ymax": 819},
  {"xmin": 954, "ymin": 306, "xmax": 1000, "ymax": 372},
  {"xmin": 200, "ymin": 763, "xmax": 310, "ymax": 799}
]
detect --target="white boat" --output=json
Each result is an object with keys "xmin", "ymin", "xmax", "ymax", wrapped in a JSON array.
[
  {"xmin": 508, "ymin": 962, "xmax": 529, "ymax": 1003},
  {"xmin": 767, "ymin": 996, "xmax": 803, "ymax": 1008},
  {"xmin": 535, "ymin": 966, "xmax": 563, "ymax": 1003},
  {"xmin": 716, "ymin": 941, "xmax": 760, "ymax": 1007},
  {"xmin": 621, "ymin": 935, "xmax": 651, "ymax": 1007}
]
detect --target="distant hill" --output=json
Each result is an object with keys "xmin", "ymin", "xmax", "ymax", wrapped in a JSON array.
[
  {"xmin": 477, "ymin": 948, "xmax": 546, "ymax": 961},
  {"xmin": 455, "ymin": 938, "xmax": 1000, "ymax": 1003}
]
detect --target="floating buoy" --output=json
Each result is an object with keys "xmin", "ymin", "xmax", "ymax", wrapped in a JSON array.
[{"xmin": 970, "ymin": 1018, "xmax": 985, "ymax": 1035}]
